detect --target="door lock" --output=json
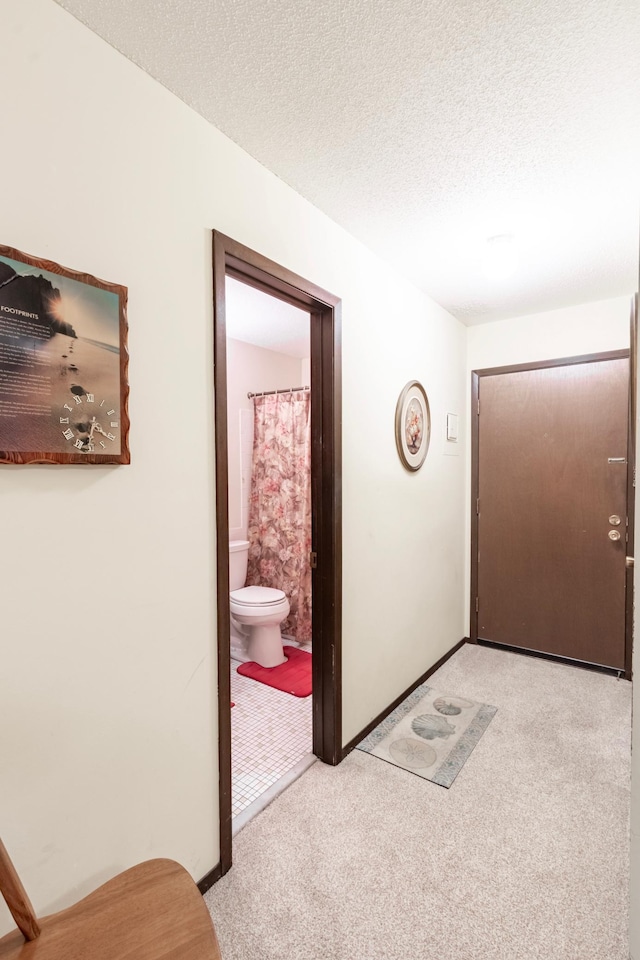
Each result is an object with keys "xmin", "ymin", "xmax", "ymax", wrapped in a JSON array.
[
  {"xmin": 608, "ymin": 529, "xmax": 621, "ymax": 541},
  {"xmin": 608, "ymin": 515, "xmax": 621, "ymax": 525}
]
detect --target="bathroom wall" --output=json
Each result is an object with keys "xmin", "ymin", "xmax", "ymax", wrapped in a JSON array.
[
  {"xmin": 227, "ymin": 338, "xmax": 306, "ymax": 541},
  {"xmin": 464, "ymin": 295, "xmax": 632, "ymax": 632},
  {"xmin": 1, "ymin": 0, "xmax": 467, "ymax": 927}
]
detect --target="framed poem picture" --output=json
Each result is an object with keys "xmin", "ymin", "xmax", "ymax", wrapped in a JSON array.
[
  {"xmin": 0, "ymin": 244, "xmax": 129, "ymax": 464},
  {"xmin": 395, "ymin": 380, "xmax": 431, "ymax": 471}
]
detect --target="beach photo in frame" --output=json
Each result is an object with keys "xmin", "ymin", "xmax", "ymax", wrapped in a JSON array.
[
  {"xmin": 0, "ymin": 244, "xmax": 129, "ymax": 464},
  {"xmin": 395, "ymin": 380, "xmax": 431, "ymax": 471}
]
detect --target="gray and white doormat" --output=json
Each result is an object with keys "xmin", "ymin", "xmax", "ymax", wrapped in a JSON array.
[{"xmin": 357, "ymin": 683, "xmax": 497, "ymax": 788}]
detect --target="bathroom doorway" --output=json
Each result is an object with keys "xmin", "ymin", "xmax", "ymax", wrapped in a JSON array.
[
  {"xmin": 212, "ymin": 231, "xmax": 342, "ymax": 878},
  {"xmin": 226, "ymin": 277, "xmax": 313, "ymax": 831}
]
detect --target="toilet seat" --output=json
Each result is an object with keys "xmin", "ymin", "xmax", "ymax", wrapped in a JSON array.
[
  {"xmin": 230, "ymin": 585, "xmax": 287, "ymax": 606},
  {"xmin": 230, "ymin": 586, "xmax": 290, "ymax": 624}
]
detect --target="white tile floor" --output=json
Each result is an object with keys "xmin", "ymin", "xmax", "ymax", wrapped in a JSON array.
[{"xmin": 231, "ymin": 658, "xmax": 313, "ymax": 820}]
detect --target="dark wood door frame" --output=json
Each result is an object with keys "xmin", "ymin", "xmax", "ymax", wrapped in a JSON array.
[
  {"xmin": 212, "ymin": 231, "xmax": 343, "ymax": 877},
  {"xmin": 470, "ymin": 345, "xmax": 634, "ymax": 679}
]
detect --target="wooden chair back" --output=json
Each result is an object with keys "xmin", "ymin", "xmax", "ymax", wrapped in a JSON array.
[
  {"xmin": 0, "ymin": 838, "xmax": 222, "ymax": 959},
  {"xmin": 0, "ymin": 840, "xmax": 40, "ymax": 941}
]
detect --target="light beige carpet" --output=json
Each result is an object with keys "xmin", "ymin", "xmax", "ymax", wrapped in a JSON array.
[{"xmin": 205, "ymin": 644, "xmax": 632, "ymax": 960}]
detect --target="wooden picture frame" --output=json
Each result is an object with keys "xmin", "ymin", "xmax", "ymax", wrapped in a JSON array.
[
  {"xmin": 0, "ymin": 244, "xmax": 130, "ymax": 464},
  {"xmin": 395, "ymin": 379, "xmax": 430, "ymax": 471}
]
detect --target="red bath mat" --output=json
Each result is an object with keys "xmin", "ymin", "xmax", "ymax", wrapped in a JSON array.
[{"xmin": 236, "ymin": 645, "xmax": 312, "ymax": 698}]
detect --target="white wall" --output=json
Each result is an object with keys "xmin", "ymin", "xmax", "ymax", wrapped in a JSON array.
[
  {"xmin": 632, "ymin": 672, "xmax": 639, "ymax": 958},
  {"xmin": 467, "ymin": 296, "xmax": 630, "ymax": 371},
  {"xmin": 631, "ymin": 322, "xmax": 640, "ymax": 957},
  {"xmin": 632, "ymin": 608, "xmax": 640, "ymax": 957},
  {"xmin": 0, "ymin": 0, "xmax": 467, "ymax": 930},
  {"xmin": 226, "ymin": 338, "xmax": 304, "ymax": 541},
  {"xmin": 464, "ymin": 297, "xmax": 631, "ymax": 632}
]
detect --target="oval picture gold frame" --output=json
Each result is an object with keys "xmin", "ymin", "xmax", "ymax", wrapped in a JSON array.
[{"xmin": 395, "ymin": 380, "xmax": 431, "ymax": 471}]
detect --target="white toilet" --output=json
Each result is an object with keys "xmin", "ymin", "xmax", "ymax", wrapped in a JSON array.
[{"xmin": 229, "ymin": 540, "xmax": 289, "ymax": 668}]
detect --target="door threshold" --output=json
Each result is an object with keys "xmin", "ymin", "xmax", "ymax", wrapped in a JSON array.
[
  {"xmin": 232, "ymin": 753, "xmax": 317, "ymax": 837},
  {"xmin": 476, "ymin": 638, "xmax": 626, "ymax": 679}
]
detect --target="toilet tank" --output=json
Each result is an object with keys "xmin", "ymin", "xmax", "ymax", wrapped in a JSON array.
[{"xmin": 229, "ymin": 540, "xmax": 250, "ymax": 591}]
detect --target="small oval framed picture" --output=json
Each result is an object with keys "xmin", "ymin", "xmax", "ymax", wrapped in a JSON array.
[{"xmin": 395, "ymin": 380, "xmax": 431, "ymax": 471}]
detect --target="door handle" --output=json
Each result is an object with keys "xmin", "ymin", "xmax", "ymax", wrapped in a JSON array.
[{"xmin": 608, "ymin": 530, "xmax": 621, "ymax": 541}]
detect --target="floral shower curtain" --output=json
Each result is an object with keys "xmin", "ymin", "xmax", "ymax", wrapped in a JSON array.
[{"xmin": 246, "ymin": 390, "xmax": 312, "ymax": 643}]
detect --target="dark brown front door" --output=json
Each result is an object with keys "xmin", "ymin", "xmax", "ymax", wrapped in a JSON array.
[{"xmin": 474, "ymin": 354, "xmax": 629, "ymax": 670}]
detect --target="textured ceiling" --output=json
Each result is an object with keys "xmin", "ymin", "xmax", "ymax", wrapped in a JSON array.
[{"xmin": 56, "ymin": 0, "xmax": 640, "ymax": 323}]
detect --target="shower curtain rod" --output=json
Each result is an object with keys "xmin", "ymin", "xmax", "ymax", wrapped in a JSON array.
[{"xmin": 247, "ymin": 385, "xmax": 310, "ymax": 399}]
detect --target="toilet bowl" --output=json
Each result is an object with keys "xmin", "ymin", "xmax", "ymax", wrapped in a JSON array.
[
  {"xmin": 229, "ymin": 540, "xmax": 290, "ymax": 668},
  {"xmin": 230, "ymin": 586, "xmax": 290, "ymax": 668}
]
